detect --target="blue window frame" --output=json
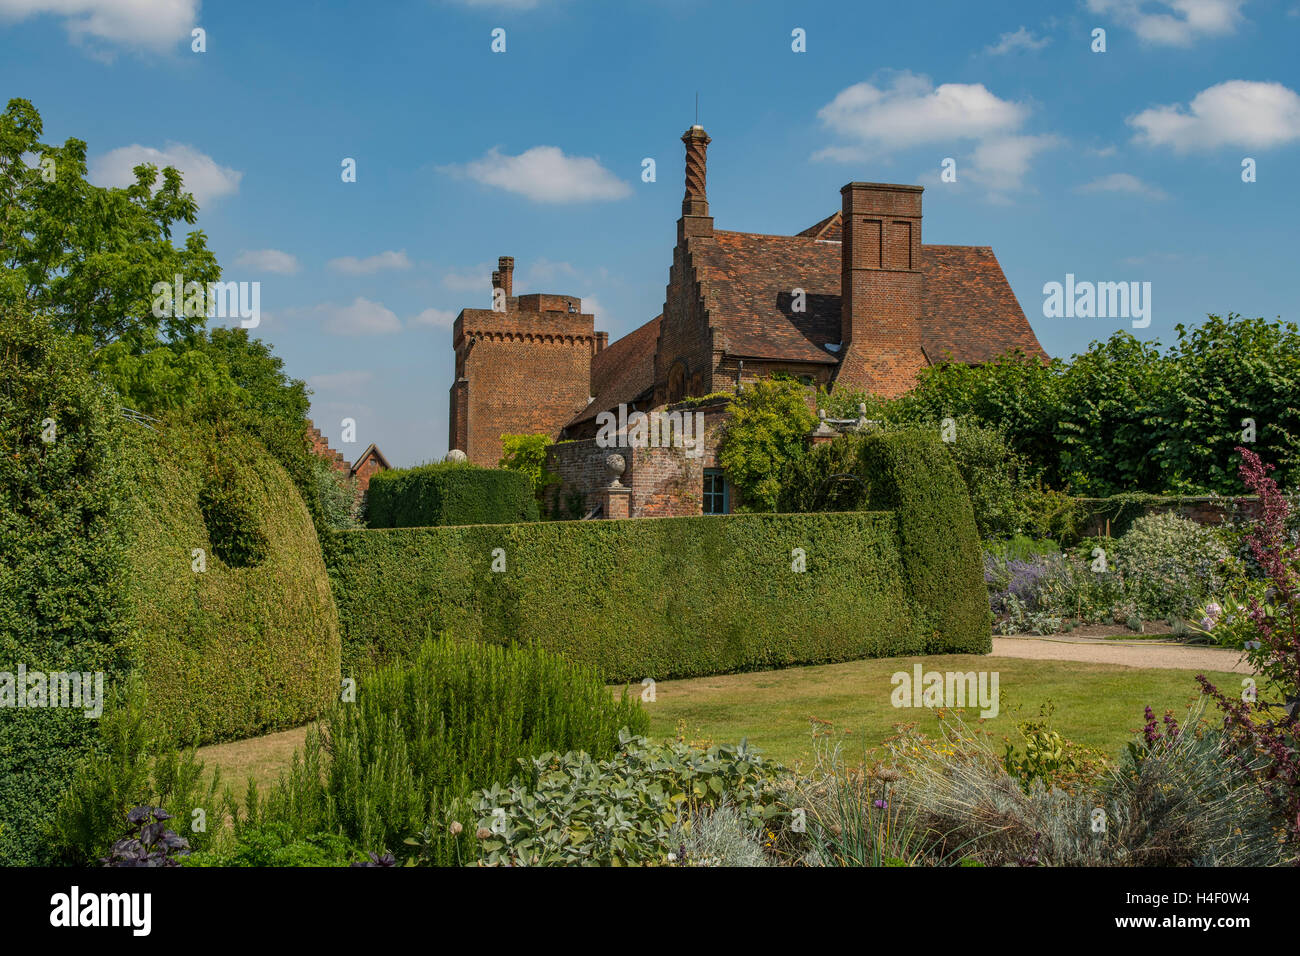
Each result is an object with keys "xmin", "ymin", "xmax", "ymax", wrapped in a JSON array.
[{"xmin": 703, "ymin": 469, "xmax": 729, "ymax": 515}]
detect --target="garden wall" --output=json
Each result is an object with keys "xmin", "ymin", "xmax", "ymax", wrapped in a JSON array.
[{"xmin": 1074, "ymin": 495, "xmax": 1264, "ymax": 538}]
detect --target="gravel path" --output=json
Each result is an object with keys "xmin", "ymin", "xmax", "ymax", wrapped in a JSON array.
[{"xmin": 991, "ymin": 635, "xmax": 1252, "ymax": 673}]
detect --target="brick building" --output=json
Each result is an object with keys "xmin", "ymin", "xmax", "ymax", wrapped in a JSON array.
[
  {"xmin": 447, "ymin": 124, "xmax": 1046, "ymax": 517},
  {"xmin": 308, "ymin": 421, "xmax": 391, "ymax": 494}
]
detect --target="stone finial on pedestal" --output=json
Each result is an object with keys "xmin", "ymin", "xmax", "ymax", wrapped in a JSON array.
[
  {"xmin": 601, "ymin": 453, "xmax": 630, "ymax": 519},
  {"xmin": 605, "ymin": 453, "xmax": 627, "ymax": 488},
  {"xmin": 809, "ymin": 409, "xmax": 838, "ymax": 447}
]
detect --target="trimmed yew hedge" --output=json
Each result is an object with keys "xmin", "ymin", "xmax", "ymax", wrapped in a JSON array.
[
  {"xmin": 365, "ymin": 461, "xmax": 538, "ymax": 528},
  {"xmin": 780, "ymin": 428, "xmax": 992, "ymax": 653},
  {"xmin": 119, "ymin": 422, "xmax": 341, "ymax": 745},
  {"xmin": 327, "ymin": 432, "xmax": 990, "ymax": 680}
]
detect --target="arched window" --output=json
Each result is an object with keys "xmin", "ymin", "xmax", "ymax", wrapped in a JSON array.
[{"xmin": 667, "ymin": 360, "xmax": 688, "ymax": 403}]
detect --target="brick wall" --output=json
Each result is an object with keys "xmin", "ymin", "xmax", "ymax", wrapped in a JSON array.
[
  {"xmin": 307, "ymin": 423, "xmax": 349, "ymax": 477},
  {"xmin": 654, "ymin": 239, "xmax": 719, "ymax": 404},
  {"xmin": 452, "ymin": 304, "xmax": 596, "ymax": 466},
  {"xmin": 352, "ymin": 455, "xmax": 384, "ymax": 494},
  {"xmin": 547, "ymin": 405, "xmax": 729, "ymax": 519},
  {"xmin": 838, "ymin": 182, "xmax": 928, "ymax": 397},
  {"xmin": 1077, "ymin": 495, "xmax": 1266, "ymax": 536}
]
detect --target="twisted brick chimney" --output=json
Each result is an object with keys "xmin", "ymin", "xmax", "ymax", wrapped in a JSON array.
[
  {"xmin": 498, "ymin": 255, "xmax": 514, "ymax": 299},
  {"xmin": 677, "ymin": 125, "xmax": 714, "ymax": 242}
]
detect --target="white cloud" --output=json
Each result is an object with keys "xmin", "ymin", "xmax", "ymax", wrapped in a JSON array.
[
  {"xmin": 442, "ymin": 264, "xmax": 492, "ymax": 293},
  {"xmin": 0, "ymin": 0, "xmax": 197, "ymax": 52},
  {"xmin": 89, "ymin": 142, "xmax": 241, "ymax": 205},
  {"xmin": 986, "ymin": 26, "xmax": 1050, "ymax": 54},
  {"xmin": 234, "ymin": 249, "xmax": 299, "ymax": 275},
  {"xmin": 1086, "ymin": 0, "xmax": 1245, "ymax": 46},
  {"xmin": 1077, "ymin": 172, "xmax": 1169, "ymax": 199},
  {"xmin": 327, "ymin": 250, "xmax": 412, "ymax": 275},
  {"xmin": 966, "ymin": 134, "xmax": 1063, "ymax": 193},
  {"xmin": 578, "ymin": 295, "xmax": 608, "ymax": 323},
  {"xmin": 1129, "ymin": 80, "xmax": 1300, "ymax": 151},
  {"xmin": 441, "ymin": 145, "xmax": 631, "ymax": 203},
  {"xmin": 815, "ymin": 72, "xmax": 1029, "ymax": 153},
  {"xmin": 815, "ymin": 72, "xmax": 1058, "ymax": 195},
  {"xmin": 308, "ymin": 370, "xmax": 374, "ymax": 392},
  {"xmin": 524, "ymin": 258, "xmax": 579, "ymax": 283},
  {"xmin": 409, "ymin": 307, "xmax": 457, "ymax": 329},
  {"xmin": 299, "ymin": 297, "xmax": 403, "ymax": 336}
]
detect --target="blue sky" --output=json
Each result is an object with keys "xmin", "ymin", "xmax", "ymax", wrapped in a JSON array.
[{"xmin": 2, "ymin": 0, "xmax": 1298, "ymax": 466}]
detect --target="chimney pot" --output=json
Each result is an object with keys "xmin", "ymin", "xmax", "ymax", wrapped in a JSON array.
[{"xmin": 498, "ymin": 256, "xmax": 514, "ymax": 299}]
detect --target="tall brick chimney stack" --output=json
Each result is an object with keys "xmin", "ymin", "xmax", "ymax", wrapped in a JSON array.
[
  {"xmin": 498, "ymin": 256, "xmax": 514, "ymax": 299},
  {"xmin": 839, "ymin": 182, "xmax": 927, "ymax": 393},
  {"xmin": 677, "ymin": 126, "xmax": 714, "ymax": 242}
]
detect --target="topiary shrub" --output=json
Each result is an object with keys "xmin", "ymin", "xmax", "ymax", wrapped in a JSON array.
[
  {"xmin": 780, "ymin": 420, "xmax": 1026, "ymax": 540},
  {"xmin": 198, "ymin": 470, "xmax": 270, "ymax": 568},
  {"xmin": 365, "ymin": 460, "xmax": 539, "ymax": 528},
  {"xmin": 779, "ymin": 429, "xmax": 991, "ymax": 654},
  {"xmin": 117, "ymin": 416, "xmax": 340, "ymax": 745},
  {"xmin": 858, "ymin": 430, "xmax": 991, "ymax": 653}
]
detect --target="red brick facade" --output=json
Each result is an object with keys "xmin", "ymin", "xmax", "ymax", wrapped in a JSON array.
[
  {"xmin": 448, "ymin": 256, "xmax": 599, "ymax": 467},
  {"xmin": 446, "ymin": 124, "xmax": 1046, "ymax": 516},
  {"xmin": 307, "ymin": 421, "xmax": 390, "ymax": 497}
]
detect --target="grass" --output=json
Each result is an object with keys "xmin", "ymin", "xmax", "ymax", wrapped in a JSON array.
[
  {"xmin": 198, "ymin": 654, "xmax": 1238, "ymax": 791},
  {"xmin": 634, "ymin": 654, "xmax": 1236, "ymax": 769}
]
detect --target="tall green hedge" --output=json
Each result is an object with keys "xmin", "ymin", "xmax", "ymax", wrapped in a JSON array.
[
  {"xmin": 327, "ymin": 485, "xmax": 990, "ymax": 681},
  {"xmin": 0, "ymin": 310, "xmax": 131, "ymax": 865},
  {"xmin": 365, "ymin": 460, "xmax": 539, "ymax": 528},
  {"xmin": 856, "ymin": 431, "xmax": 992, "ymax": 652},
  {"xmin": 778, "ymin": 429, "xmax": 992, "ymax": 654},
  {"xmin": 1, "ymin": 310, "xmax": 339, "ymax": 864},
  {"xmin": 118, "ymin": 421, "xmax": 340, "ymax": 745}
]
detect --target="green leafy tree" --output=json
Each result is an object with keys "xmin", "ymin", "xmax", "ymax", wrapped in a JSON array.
[
  {"xmin": 888, "ymin": 316, "xmax": 1300, "ymax": 496},
  {"xmin": 2, "ymin": 99, "xmax": 326, "ymax": 528},
  {"xmin": 717, "ymin": 376, "xmax": 817, "ymax": 512},
  {"xmin": 313, "ymin": 456, "xmax": 362, "ymax": 530},
  {"xmin": 0, "ymin": 98, "xmax": 219, "ymax": 351},
  {"xmin": 499, "ymin": 433, "xmax": 561, "ymax": 500}
]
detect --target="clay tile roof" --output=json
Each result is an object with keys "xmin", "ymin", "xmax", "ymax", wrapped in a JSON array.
[
  {"xmin": 690, "ymin": 231, "xmax": 843, "ymax": 364},
  {"xmin": 919, "ymin": 245, "xmax": 1048, "ymax": 364},
  {"xmin": 566, "ymin": 314, "xmax": 661, "ymax": 427},
  {"xmin": 351, "ymin": 442, "xmax": 392, "ymax": 473},
  {"xmin": 796, "ymin": 211, "xmax": 842, "ymax": 242},
  {"xmin": 695, "ymin": 220, "xmax": 1045, "ymax": 368}
]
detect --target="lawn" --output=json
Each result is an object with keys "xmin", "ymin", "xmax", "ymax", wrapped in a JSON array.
[
  {"xmin": 198, "ymin": 655, "xmax": 1238, "ymax": 790},
  {"xmin": 633, "ymin": 653, "xmax": 1239, "ymax": 769}
]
